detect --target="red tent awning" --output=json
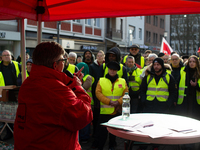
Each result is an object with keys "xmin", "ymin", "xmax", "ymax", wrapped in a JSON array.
[{"xmin": 1, "ymin": 0, "xmax": 200, "ymax": 21}]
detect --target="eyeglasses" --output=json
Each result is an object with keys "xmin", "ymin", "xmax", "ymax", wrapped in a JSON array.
[
  {"xmin": 130, "ymin": 48, "xmax": 138, "ymax": 51},
  {"xmin": 171, "ymin": 58, "xmax": 179, "ymax": 61},
  {"xmin": 56, "ymin": 58, "xmax": 67, "ymax": 63},
  {"xmin": 2, "ymin": 54, "xmax": 11, "ymax": 57}
]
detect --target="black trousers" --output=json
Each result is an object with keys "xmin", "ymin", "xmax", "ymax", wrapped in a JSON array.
[{"xmin": 97, "ymin": 114, "xmax": 119, "ymax": 150}]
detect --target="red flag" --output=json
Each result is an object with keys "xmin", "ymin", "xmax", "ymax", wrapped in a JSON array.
[{"xmin": 160, "ymin": 37, "xmax": 173, "ymax": 55}]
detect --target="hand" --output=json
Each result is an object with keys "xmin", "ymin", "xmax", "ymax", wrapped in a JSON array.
[
  {"xmin": 68, "ymin": 75, "xmax": 82, "ymax": 89},
  {"xmin": 74, "ymin": 67, "xmax": 84, "ymax": 81},
  {"xmin": 190, "ymin": 79, "xmax": 197, "ymax": 87},
  {"xmin": 82, "ymin": 75, "xmax": 92, "ymax": 91},
  {"xmin": 109, "ymin": 100, "xmax": 119, "ymax": 107}
]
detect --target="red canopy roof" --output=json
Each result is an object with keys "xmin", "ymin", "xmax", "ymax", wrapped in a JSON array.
[{"xmin": 1, "ymin": 0, "xmax": 200, "ymax": 21}]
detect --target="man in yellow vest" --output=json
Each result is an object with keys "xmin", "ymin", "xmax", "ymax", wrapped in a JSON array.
[
  {"xmin": 0, "ymin": 50, "xmax": 21, "ymax": 140},
  {"xmin": 140, "ymin": 58, "xmax": 176, "ymax": 113},
  {"xmin": 63, "ymin": 52, "xmax": 79, "ymax": 75},
  {"xmin": 123, "ymin": 44, "xmax": 145, "ymax": 69},
  {"xmin": 0, "ymin": 50, "xmax": 21, "ymax": 86},
  {"xmin": 96, "ymin": 61, "xmax": 128, "ymax": 150},
  {"xmin": 126, "ymin": 56, "xmax": 142, "ymax": 113}
]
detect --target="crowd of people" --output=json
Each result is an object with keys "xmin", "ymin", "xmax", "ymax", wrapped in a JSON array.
[{"xmin": 1, "ymin": 42, "xmax": 200, "ymax": 150}]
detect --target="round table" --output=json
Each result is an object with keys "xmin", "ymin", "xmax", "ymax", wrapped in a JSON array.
[{"xmin": 107, "ymin": 113, "xmax": 200, "ymax": 145}]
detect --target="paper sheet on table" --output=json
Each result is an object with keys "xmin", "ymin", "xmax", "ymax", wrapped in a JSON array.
[
  {"xmin": 107, "ymin": 117, "xmax": 141, "ymax": 127},
  {"xmin": 137, "ymin": 125, "xmax": 173, "ymax": 138},
  {"xmin": 164, "ymin": 123, "xmax": 195, "ymax": 132}
]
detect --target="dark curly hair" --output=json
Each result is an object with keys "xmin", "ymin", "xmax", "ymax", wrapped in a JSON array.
[{"xmin": 32, "ymin": 41, "xmax": 65, "ymax": 68}]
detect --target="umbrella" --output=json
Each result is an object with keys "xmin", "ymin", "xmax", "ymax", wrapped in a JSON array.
[{"xmin": 1, "ymin": 0, "xmax": 200, "ymax": 82}]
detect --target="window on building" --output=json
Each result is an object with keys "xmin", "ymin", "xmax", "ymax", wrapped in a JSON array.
[
  {"xmin": 129, "ymin": 26, "xmax": 136, "ymax": 39},
  {"xmin": 94, "ymin": 18, "xmax": 100, "ymax": 27},
  {"xmin": 153, "ymin": 33, "xmax": 158, "ymax": 44},
  {"xmin": 153, "ymin": 16, "xmax": 158, "ymax": 26},
  {"xmin": 129, "ymin": 26, "xmax": 136, "ymax": 45},
  {"xmin": 146, "ymin": 31, "xmax": 151, "ymax": 43},
  {"xmin": 139, "ymin": 28, "xmax": 142, "ymax": 40},
  {"xmin": 73, "ymin": 20, "xmax": 81, "ymax": 23},
  {"xmin": 146, "ymin": 16, "xmax": 151, "ymax": 24},
  {"xmin": 160, "ymin": 19, "xmax": 164, "ymax": 29},
  {"xmin": 85, "ymin": 19, "xmax": 92, "ymax": 25}
]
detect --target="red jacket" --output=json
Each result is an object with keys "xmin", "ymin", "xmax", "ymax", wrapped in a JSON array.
[{"xmin": 14, "ymin": 64, "xmax": 93, "ymax": 150}]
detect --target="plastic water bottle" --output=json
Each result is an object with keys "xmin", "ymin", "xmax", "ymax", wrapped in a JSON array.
[{"xmin": 122, "ymin": 92, "xmax": 130, "ymax": 120}]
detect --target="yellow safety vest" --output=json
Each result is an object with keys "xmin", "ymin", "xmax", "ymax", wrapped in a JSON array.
[
  {"xmin": 12, "ymin": 61, "xmax": 20, "ymax": 77},
  {"xmin": 0, "ymin": 72, "xmax": 5, "ymax": 86},
  {"xmin": 128, "ymin": 68, "xmax": 142, "ymax": 91},
  {"xmin": 103, "ymin": 63, "xmax": 123, "ymax": 78},
  {"xmin": 26, "ymin": 70, "xmax": 29, "ymax": 77},
  {"xmin": 83, "ymin": 75, "xmax": 95, "ymax": 105},
  {"xmin": 66, "ymin": 64, "xmax": 76, "ymax": 74},
  {"xmin": 123, "ymin": 55, "xmax": 128, "ymax": 64},
  {"xmin": 146, "ymin": 73, "xmax": 170, "ymax": 102},
  {"xmin": 99, "ymin": 77, "xmax": 126, "ymax": 114},
  {"xmin": 123, "ymin": 55, "xmax": 145, "ymax": 68},
  {"xmin": 166, "ymin": 70, "xmax": 171, "ymax": 74},
  {"xmin": 178, "ymin": 68, "xmax": 200, "ymax": 105}
]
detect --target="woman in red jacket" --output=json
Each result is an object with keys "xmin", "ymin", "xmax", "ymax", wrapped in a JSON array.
[{"xmin": 14, "ymin": 41, "xmax": 93, "ymax": 150}]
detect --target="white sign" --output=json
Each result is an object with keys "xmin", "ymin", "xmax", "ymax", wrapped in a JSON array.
[{"xmin": 61, "ymin": 39, "xmax": 74, "ymax": 49}]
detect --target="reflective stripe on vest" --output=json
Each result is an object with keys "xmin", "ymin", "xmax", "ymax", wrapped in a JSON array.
[
  {"xmin": 66, "ymin": 64, "xmax": 76, "ymax": 74},
  {"xmin": 128, "ymin": 68, "xmax": 141, "ymax": 91},
  {"xmin": 146, "ymin": 73, "xmax": 170, "ymax": 102},
  {"xmin": 12, "ymin": 61, "xmax": 20, "ymax": 77},
  {"xmin": 99, "ymin": 77, "xmax": 126, "ymax": 114},
  {"xmin": 178, "ymin": 68, "xmax": 200, "ymax": 105},
  {"xmin": 103, "ymin": 63, "xmax": 123, "ymax": 78},
  {"xmin": 83, "ymin": 75, "xmax": 95, "ymax": 105}
]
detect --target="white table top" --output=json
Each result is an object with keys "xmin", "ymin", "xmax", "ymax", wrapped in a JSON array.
[{"xmin": 107, "ymin": 113, "xmax": 200, "ymax": 144}]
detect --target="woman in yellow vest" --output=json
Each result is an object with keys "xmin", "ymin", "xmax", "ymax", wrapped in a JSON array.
[
  {"xmin": 177, "ymin": 55, "xmax": 200, "ymax": 120},
  {"xmin": 96, "ymin": 61, "xmax": 128, "ymax": 150}
]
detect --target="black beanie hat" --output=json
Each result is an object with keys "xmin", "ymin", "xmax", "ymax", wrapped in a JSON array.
[
  {"xmin": 158, "ymin": 52, "xmax": 165, "ymax": 57},
  {"xmin": 153, "ymin": 58, "xmax": 164, "ymax": 69}
]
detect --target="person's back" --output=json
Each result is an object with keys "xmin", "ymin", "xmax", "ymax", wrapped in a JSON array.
[{"xmin": 14, "ymin": 42, "xmax": 93, "ymax": 150}]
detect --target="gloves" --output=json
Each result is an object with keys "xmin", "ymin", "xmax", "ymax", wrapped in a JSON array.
[{"xmin": 82, "ymin": 75, "xmax": 92, "ymax": 91}]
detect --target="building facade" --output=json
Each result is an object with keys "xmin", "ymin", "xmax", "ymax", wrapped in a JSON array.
[
  {"xmin": 144, "ymin": 15, "xmax": 165, "ymax": 53},
  {"xmin": 126, "ymin": 16, "xmax": 145, "ymax": 53}
]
